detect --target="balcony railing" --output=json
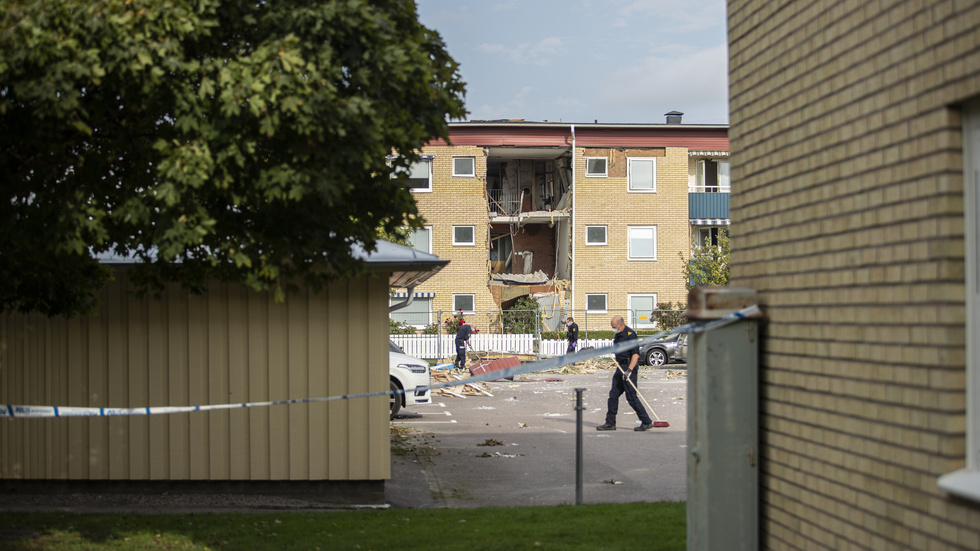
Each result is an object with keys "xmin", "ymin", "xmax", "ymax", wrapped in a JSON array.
[
  {"xmin": 688, "ymin": 184, "xmax": 731, "ymax": 193},
  {"xmin": 488, "ymin": 188, "xmax": 521, "ymax": 216}
]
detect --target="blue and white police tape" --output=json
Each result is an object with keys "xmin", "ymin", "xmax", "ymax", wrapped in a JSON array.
[{"xmin": 1, "ymin": 305, "xmax": 760, "ymax": 419}]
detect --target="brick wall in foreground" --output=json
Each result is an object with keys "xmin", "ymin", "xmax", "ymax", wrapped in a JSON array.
[{"xmin": 728, "ymin": 0, "xmax": 980, "ymax": 548}]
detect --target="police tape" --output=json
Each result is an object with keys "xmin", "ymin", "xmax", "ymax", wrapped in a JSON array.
[{"xmin": 1, "ymin": 305, "xmax": 760, "ymax": 419}]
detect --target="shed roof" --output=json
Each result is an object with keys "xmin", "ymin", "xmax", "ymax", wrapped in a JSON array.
[{"xmin": 95, "ymin": 240, "xmax": 448, "ymax": 288}]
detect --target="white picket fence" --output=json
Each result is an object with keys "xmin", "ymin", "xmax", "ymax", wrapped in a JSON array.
[{"xmin": 390, "ymin": 334, "xmax": 613, "ymax": 360}]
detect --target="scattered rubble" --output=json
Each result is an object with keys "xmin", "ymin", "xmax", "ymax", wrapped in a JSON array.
[
  {"xmin": 477, "ymin": 439, "xmax": 505, "ymax": 447},
  {"xmin": 431, "ymin": 368, "xmax": 494, "ymax": 398}
]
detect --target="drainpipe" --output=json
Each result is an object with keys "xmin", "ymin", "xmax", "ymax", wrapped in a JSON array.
[
  {"xmin": 570, "ymin": 124, "xmax": 577, "ymax": 314},
  {"xmin": 389, "ymin": 285, "xmax": 416, "ymax": 313}
]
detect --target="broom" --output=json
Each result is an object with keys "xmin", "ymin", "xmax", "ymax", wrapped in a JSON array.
[{"xmin": 615, "ymin": 364, "xmax": 669, "ymax": 428}]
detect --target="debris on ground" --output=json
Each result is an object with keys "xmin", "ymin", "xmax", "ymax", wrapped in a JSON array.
[
  {"xmin": 604, "ymin": 479, "xmax": 625, "ymax": 485},
  {"xmin": 664, "ymin": 370, "xmax": 687, "ymax": 380},
  {"xmin": 477, "ymin": 439, "xmax": 505, "ymax": 447},
  {"xmin": 543, "ymin": 357, "xmax": 616, "ymax": 375},
  {"xmin": 476, "ymin": 452, "xmax": 521, "ymax": 458},
  {"xmin": 431, "ymin": 368, "xmax": 494, "ymax": 398}
]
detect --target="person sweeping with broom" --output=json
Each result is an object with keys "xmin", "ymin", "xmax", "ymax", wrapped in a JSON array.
[{"xmin": 597, "ymin": 315, "xmax": 655, "ymax": 431}]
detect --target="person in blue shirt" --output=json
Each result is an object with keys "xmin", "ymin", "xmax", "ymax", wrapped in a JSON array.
[
  {"xmin": 565, "ymin": 317, "xmax": 579, "ymax": 353},
  {"xmin": 597, "ymin": 315, "xmax": 654, "ymax": 431},
  {"xmin": 454, "ymin": 321, "xmax": 474, "ymax": 370}
]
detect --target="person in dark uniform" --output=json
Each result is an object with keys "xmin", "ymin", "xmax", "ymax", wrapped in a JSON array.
[
  {"xmin": 597, "ymin": 315, "xmax": 654, "ymax": 431},
  {"xmin": 565, "ymin": 317, "xmax": 579, "ymax": 353},
  {"xmin": 454, "ymin": 321, "xmax": 474, "ymax": 370}
]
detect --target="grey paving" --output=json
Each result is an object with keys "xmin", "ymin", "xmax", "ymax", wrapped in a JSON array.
[{"xmin": 387, "ymin": 366, "xmax": 689, "ymax": 508}]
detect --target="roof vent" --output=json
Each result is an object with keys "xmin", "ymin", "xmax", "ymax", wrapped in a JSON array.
[{"xmin": 665, "ymin": 111, "xmax": 684, "ymax": 124}]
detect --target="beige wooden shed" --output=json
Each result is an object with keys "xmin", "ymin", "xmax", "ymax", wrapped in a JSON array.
[{"xmin": 0, "ymin": 241, "xmax": 447, "ymax": 505}]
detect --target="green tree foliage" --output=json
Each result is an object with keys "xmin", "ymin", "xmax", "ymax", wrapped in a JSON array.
[
  {"xmin": 0, "ymin": 0, "xmax": 466, "ymax": 316},
  {"xmin": 681, "ymin": 232, "xmax": 730, "ymax": 291},
  {"xmin": 652, "ymin": 302, "xmax": 687, "ymax": 331},
  {"xmin": 502, "ymin": 296, "xmax": 540, "ymax": 334}
]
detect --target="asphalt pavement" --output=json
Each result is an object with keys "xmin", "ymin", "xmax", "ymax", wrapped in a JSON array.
[{"xmin": 386, "ymin": 363, "xmax": 689, "ymax": 508}]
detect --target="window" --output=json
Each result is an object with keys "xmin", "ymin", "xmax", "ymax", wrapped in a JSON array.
[
  {"xmin": 629, "ymin": 294, "xmax": 657, "ymax": 329},
  {"xmin": 407, "ymin": 227, "xmax": 431, "ymax": 254},
  {"xmin": 453, "ymin": 225, "xmax": 475, "ymax": 246},
  {"xmin": 453, "ymin": 157, "xmax": 476, "ymax": 177},
  {"xmin": 586, "ymin": 294, "xmax": 607, "ymax": 313},
  {"xmin": 628, "ymin": 226, "xmax": 657, "ymax": 260},
  {"xmin": 586, "ymin": 157, "xmax": 608, "ymax": 177},
  {"xmin": 453, "ymin": 294, "xmax": 475, "ymax": 314},
  {"xmin": 696, "ymin": 227, "xmax": 720, "ymax": 248},
  {"xmin": 938, "ymin": 101, "xmax": 980, "ymax": 502},
  {"xmin": 696, "ymin": 159, "xmax": 731, "ymax": 192},
  {"xmin": 586, "ymin": 225, "xmax": 607, "ymax": 245},
  {"xmin": 390, "ymin": 157, "xmax": 432, "ymax": 192},
  {"xmin": 628, "ymin": 158, "xmax": 657, "ymax": 192},
  {"xmin": 389, "ymin": 297, "xmax": 432, "ymax": 328}
]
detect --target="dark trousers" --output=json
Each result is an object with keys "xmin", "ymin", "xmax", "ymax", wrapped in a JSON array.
[
  {"xmin": 454, "ymin": 339, "xmax": 467, "ymax": 369},
  {"xmin": 606, "ymin": 363, "xmax": 652, "ymax": 425},
  {"xmin": 566, "ymin": 340, "xmax": 577, "ymax": 353}
]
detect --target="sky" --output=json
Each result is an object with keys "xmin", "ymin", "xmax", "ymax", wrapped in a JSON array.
[{"xmin": 415, "ymin": 0, "xmax": 730, "ymax": 125}]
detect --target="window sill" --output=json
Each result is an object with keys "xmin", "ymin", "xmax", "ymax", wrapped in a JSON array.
[
  {"xmin": 409, "ymin": 188, "xmax": 432, "ymax": 193},
  {"xmin": 938, "ymin": 469, "xmax": 980, "ymax": 503},
  {"xmin": 628, "ymin": 188, "xmax": 657, "ymax": 193}
]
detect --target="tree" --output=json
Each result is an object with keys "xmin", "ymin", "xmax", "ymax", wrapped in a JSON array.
[
  {"xmin": 681, "ymin": 232, "xmax": 730, "ymax": 290},
  {"xmin": 0, "ymin": 0, "xmax": 466, "ymax": 317},
  {"xmin": 502, "ymin": 296, "xmax": 540, "ymax": 334}
]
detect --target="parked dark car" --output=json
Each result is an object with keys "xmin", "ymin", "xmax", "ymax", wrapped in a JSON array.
[{"xmin": 638, "ymin": 333, "xmax": 688, "ymax": 367}]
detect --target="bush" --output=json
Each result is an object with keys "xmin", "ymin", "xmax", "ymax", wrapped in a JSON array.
[
  {"xmin": 389, "ymin": 318, "xmax": 415, "ymax": 334},
  {"xmin": 421, "ymin": 322, "xmax": 439, "ymax": 335},
  {"xmin": 542, "ymin": 329, "xmax": 663, "ymax": 340},
  {"xmin": 652, "ymin": 302, "xmax": 687, "ymax": 331},
  {"xmin": 443, "ymin": 310, "xmax": 479, "ymax": 334},
  {"xmin": 502, "ymin": 297, "xmax": 539, "ymax": 334}
]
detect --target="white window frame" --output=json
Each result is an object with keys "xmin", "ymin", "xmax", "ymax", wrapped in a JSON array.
[
  {"xmin": 407, "ymin": 226, "xmax": 432, "ymax": 254},
  {"xmin": 585, "ymin": 225, "xmax": 607, "ymax": 246},
  {"xmin": 389, "ymin": 296, "xmax": 432, "ymax": 328},
  {"xmin": 628, "ymin": 226, "xmax": 658, "ymax": 261},
  {"xmin": 452, "ymin": 294, "xmax": 475, "ymax": 314},
  {"xmin": 585, "ymin": 293, "xmax": 608, "ymax": 314},
  {"xmin": 693, "ymin": 158, "xmax": 731, "ymax": 193},
  {"xmin": 453, "ymin": 156, "xmax": 476, "ymax": 177},
  {"xmin": 628, "ymin": 157, "xmax": 657, "ymax": 193},
  {"xmin": 628, "ymin": 294, "xmax": 658, "ymax": 329},
  {"xmin": 938, "ymin": 101, "xmax": 980, "ymax": 502},
  {"xmin": 452, "ymin": 225, "xmax": 475, "ymax": 246},
  {"xmin": 586, "ymin": 157, "xmax": 608, "ymax": 177},
  {"xmin": 389, "ymin": 156, "xmax": 433, "ymax": 193}
]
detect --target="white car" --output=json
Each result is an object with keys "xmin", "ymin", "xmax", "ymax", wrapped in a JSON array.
[{"xmin": 389, "ymin": 340, "xmax": 431, "ymax": 418}]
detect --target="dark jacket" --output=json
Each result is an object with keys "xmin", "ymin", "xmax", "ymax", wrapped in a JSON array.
[
  {"xmin": 455, "ymin": 324, "xmax": 473, "ymax": 343},
  {"xmin": 613, "ymin": 325, "xmax": 639, "ymax": 365},
  {"xmin": 566, "ymin": 322, "xmax": 579, "ymax": 342}
]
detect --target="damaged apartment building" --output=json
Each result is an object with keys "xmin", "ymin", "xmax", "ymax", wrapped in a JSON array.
[{"xmin": 390, "ymin": 113, "xmax": 730, "ymax": 331}]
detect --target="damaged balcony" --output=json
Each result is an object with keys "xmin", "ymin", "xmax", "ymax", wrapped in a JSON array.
[
  {"xmin": 486, "ymin": 147, "xmax": 572, "ymax": 224},
  {"xmin": 485, "ymin": 147, "xmax": 572, "ymax": 309}
]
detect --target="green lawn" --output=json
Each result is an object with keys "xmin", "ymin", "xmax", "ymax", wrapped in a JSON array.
[{"xmin": 0, "ymin": 502, "xmax": 685, "ymax": 550}]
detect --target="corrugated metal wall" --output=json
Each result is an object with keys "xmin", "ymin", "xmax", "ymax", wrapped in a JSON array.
[{"xmin": 0, "ymin": 269, "xmax": 391, "ymax": 481}]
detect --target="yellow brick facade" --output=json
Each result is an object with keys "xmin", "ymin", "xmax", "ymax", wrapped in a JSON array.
[
  {"xmin": 728, "ymin": 0, "xmax": 980, "ymax": 548},
  {"xmin": 573, "ymin": 146, "xmax": 690, "ymax": 322},
  {"xmin": 409, "ymin": 145, "xmax": 494, "ymax": 325}
]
